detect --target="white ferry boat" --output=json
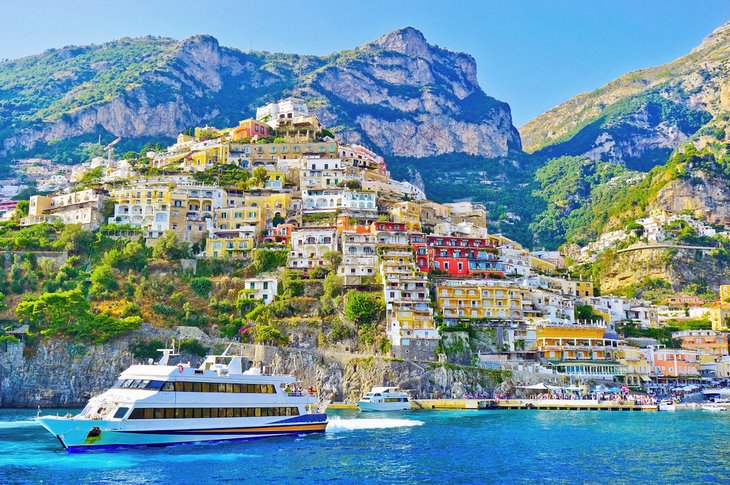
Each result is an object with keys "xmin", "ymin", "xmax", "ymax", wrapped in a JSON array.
[
  {"xmin": 357, "ymin": 386, "xmax": 410, "ymax": 412},
  {"xmin": 37, "ymin": 346, "xmax": 328, "ymax": 451}
]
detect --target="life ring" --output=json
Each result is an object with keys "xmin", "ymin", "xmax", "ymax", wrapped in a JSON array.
[{"xmin": 177, "ymin": 364, "xmax": 184, "ymax": 373}]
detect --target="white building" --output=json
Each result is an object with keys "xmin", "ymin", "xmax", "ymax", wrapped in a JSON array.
[
  {"xmin": 256, "ymin": 99, "xmax": 309, "ymax": 128},
  {"xmin": 22, "ymin": 189, "xmax": 106, "ymax": 229},
  {"xmin": 288, "ymin": 227, "xmax": 338, "ymax": 270},
  {"xmin": 242, "ymin": 276, "xmax": 279, "ymax": 304},
  {"xmin": 339, "ymin": 232, "xmax": 378, "ymax": 286}
]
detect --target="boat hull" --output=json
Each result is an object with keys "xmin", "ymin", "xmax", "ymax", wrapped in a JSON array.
[
  {"xmin": 37, "ymin": 413, "xmax": 328, "ymax": 451},
  {"xmin": 357, "ymin": 401, "xmax": 410, "ymax": 412}
]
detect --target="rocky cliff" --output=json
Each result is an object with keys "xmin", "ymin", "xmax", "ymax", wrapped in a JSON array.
[
  {"xmin": 0, "ymin": 336, "xmax": 508, "ymax": 407},
  {"xmin": 520, "ymin": 22, "xmax": 730, "ymax": 170},
  {"xmin": 0, "ymin": 28, "xmax": 519, "ymax": 163}
]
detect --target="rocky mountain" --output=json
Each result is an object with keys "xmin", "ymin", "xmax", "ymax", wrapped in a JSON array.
[
  {"xmin": 0, "ymin": 27, "xmax": 520, "ymax": 164},
  {"xmin": 521, "ymin": 22, "xmax": 730, "ymax": 171},
  {"xmin": 522, "ymin": 21, "xmax": 730, "ymax": 254}
]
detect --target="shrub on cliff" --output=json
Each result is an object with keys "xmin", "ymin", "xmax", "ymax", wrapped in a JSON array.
[
  {"xmin": 190, "ymin": 277, "xmax": 213, "ymax": 297},
  {"xmin": 344, "ymin": 290, "xmax": 383, "ymax": 327},
  {"xmin": 16, "ymin": 289, "xmax": 141, "ymax": 343}
]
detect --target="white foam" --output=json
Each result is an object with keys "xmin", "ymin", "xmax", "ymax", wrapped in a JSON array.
[
  {"xmin": 0, "ymin": 420, "xmax": 39, "ymax": 429},
  {"xmin": 326, "ymin": 416, "xmax": 424, "ymax": 433}
]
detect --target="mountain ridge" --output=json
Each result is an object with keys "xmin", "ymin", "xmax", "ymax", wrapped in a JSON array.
[{"xmin": 0, "ymin": 27, "xmax": 520, "ymax": 163}]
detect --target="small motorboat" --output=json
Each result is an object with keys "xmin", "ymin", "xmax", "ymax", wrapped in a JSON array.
[
  {"xmin": 357, "ymin": 386, "xmax": 410, "ymax": 412},
  {"xmin": 701, "ymin": 403, "xmax": 726, "ymax": 412},
  {"xmin": 658, "ymin": 400, "xmax": 676, "ymax": 412}
]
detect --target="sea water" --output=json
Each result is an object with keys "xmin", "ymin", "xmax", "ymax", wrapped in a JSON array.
[{"xmin": 0, "ymin": 407, "xmax": 728, "ymax": 484}]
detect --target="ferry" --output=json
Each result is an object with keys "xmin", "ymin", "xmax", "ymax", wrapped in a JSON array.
[
  {"xmin": 36, "ymin": 346, "xmax": 328, "ymax": 451},
  {"xmin": 357, "ymin": 386, "xmax": 411, "ymax": 412}
]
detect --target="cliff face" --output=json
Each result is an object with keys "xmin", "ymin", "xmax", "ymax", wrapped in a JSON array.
[
  {"xmin": 597, "ymin": 247, "xmax": 730, "ymax": 294},
  {"xmin": 653, "ymin": 169, "xmax": 730, "ymax": 226},
  {"xmin": 0, "ymin": 338, "xmax": 506, "ymax": 407},
  {"xmin": 0, "ymin": 28, "xmax": 519, "ymax": 162},
  {"xmin": 521, "ymin": 22, "xmax": 730, "ymax": 170}
]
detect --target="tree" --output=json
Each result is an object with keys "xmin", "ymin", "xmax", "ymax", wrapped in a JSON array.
[
  {"xmin": 254, "ymin": 324, "xmax": 288, "ymax": 346},
  {"xmin": 0, "ymin": 291, "xmax": 6, "ymax": 312},
  {"xmin": 575, "ymin": 304, "xmax": 602, "ymax": 323},
  {"xmin": 272, "ymin": 213, "xmax": 285, "ymax": 227},
  {"xmin": 323, "ymin": 251, "xmax": 342, "ymax": 272},
  {"xmin": 309, "ymin": 266, "xmax": 327, "ymax": 279},
  {"xmin": 252, "ymin": 167, "xmax": 268, "ymax": 185},
  {"xmin": 152, "ymin": 231, "xmax": 191, "ymax": 260},
  {"xmin": 344, "ymin": 291, "xmax": 383, "ymax": 326},
  {"xmin": 90, "ymin": 264, "xmax": 118, "ymax": 297},
  {"xmin": 56, "ymin": 224, "xmax": 93, "ymax": 254},
  {"xmin": 323, "ymin": 272, "xmax": 342, "ymax": 298}
]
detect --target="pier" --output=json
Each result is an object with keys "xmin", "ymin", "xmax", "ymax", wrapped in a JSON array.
[{"xmin": 328, "ymin": 399, "xmax": 658, "ymax": 411}]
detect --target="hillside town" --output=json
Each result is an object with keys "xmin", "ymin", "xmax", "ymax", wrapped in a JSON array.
[{"xmin": 2, "ymin": 99, "xmax": 730, "ymax": 391}]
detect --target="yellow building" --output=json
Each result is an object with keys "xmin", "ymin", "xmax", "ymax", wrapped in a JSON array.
[
  {"xmin": 720, "ymin": 285, "xmax": 730, "ymax": 304},
  {"xmin": 435, "ymin": 281, "xmax": 540, "ymax": 323},
  {"xmin": 616, "ymin": 347, "xmax": 651, "ymax": 386},
  {"xmin": 182, "ymin": 142, "xmax": 230, "ymax": 172},
  {"xmin": 708, "ymin": 305, "xmax": 730, "ymax": 331},
  {"xmin": 205, "ymin": 231, "xmax": 256, "ymax": 259},
  {"xmin": 211, "ymin": 206, "xmax": 265, "ymax": 235},
  {"xmin": 529, "ymin": 255, "xmax": 557, "ymax": 274},
  {"xmin": 230, "ymin": 141, "xmax": 338, "ymax": 161},
  {"xmin": 390, "ymin": 201, "xmax": 422, "ymax": 231},
  {"xmin": 535, "ymin": 324, "xmax": 625, "ymax": 379}
]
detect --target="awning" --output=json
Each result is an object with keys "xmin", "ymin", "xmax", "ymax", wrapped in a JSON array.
[
  {"xmin": 641, "ymin": 376, "xmax": 651, "ymax": 382},
  {"xmin": 518, "ymin": 383, "xmax": 548, "ymax": 390}
]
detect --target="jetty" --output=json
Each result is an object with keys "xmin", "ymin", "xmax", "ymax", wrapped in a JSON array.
[{"xmin": 328, "ymin": 398, "xmax": 658, "ymax": 411}]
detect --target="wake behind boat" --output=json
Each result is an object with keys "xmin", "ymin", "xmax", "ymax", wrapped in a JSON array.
[
  {"xmin": 357, "ymin": 386, "xmax": 411, "ymax": 412},
  {"xmin": 36, "ymin": 345, "xmax": 327, "ymax": 451}
]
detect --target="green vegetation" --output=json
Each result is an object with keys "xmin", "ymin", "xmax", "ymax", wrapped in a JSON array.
[
  {"xmin": 16, "ymin": 289, "xmax": 141, "ymax": 343},
  {"xmin": 529, "ymin": 156, "xmax": 635, "ymax": 247},
  {"xmin": 534, "ymin": 91, "xmax": 712, "ymax": 171}
]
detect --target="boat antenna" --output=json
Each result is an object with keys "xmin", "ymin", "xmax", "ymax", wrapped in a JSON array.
[{"xmin": 157, "ymin": 338, "xmax": 179, "ymax": 366}]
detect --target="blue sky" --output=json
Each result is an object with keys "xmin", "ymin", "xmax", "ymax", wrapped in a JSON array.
[{"xmin": 2, "ymin": 0, "xmax": 728, "ymax": 125}]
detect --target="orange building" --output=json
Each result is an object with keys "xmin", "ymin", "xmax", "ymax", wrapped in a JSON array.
[
  {"xmin": 647, "ymin": 346, "xmax": 700, "ymax": 378},
  {"xmin": 230, "ymin": 119, "xmax": 272, "ymax": 141},
  {"xmin": 672, "ymin": 330, "xmax": 729, "ymax": 363}
]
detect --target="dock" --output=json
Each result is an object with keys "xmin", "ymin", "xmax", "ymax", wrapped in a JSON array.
[
  {"xmin": 494, "ymin": 399, "xmax": 657, "ymax": 412},
  {"xmin": 327, "ymin": 399, "xmax": 658, "ymax": 412}
]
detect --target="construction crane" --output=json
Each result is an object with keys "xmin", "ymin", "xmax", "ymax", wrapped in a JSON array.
[{"xmin": 104, "ymin": 137, "xmax": 122, "ymax": 162}]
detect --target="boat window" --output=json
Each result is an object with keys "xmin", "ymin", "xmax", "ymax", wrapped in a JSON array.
[
  {"xmin": 202, "ymin": 383, "xmax": 210, "ymax": 393},
  {"xmin": 148, "ymin": 380, "xmax": 166, "ymax": 390},
  {"xmin": 192, "ymin": 382, "xmax": 202, "ymax": 393},
  {"xmin": 113, "ymin": 379, "xmax": 125, "ymax": 388},
  {"xmin": 130, "ymin": 379, "xmax": 142, "ymax": 388},
  {"xmin": 122, "ymin": 380, "xmax": 134, "ymax": 388},
  {"xmin": 136, "ymin": 380, "xmax": 150, "ymax": 389},
  {"xmin": 113, "ymin": 407, "xmax": 129, "ymax": 419},
  {"xmin": 174, "ymin": 382, "xmax": 184, "ymax": 392},
  {"xmin": 183, "ymin": 382, "xmax": 193, "ymax": 392},
  {"xmin": 126, "ymin": 407, "xmax": 301, "ymax": 419}
]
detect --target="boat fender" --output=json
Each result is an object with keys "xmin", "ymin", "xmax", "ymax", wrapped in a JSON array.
[{"xmin": 178, "ymin": 364, "xmax": 184, "ymax": 373}]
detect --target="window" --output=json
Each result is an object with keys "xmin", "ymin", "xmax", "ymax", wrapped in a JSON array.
[{"xmin": 113, "ymin": 407, "xmax": 129, "ymax": 419}]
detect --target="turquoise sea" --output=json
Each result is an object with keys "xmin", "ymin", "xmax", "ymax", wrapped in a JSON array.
[{"xmin": 0, "ymin": 407, "xmax": 728, "ymax": 484}]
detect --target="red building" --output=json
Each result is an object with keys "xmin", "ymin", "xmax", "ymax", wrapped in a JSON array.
[
  {"xmin": 415, "ymin": 235, "xmax": 503, "ymax": 277},
  {"xmin": 231, "ymin": 118, "xmax": 272, "ymax": 141},
  {"xmin": 262, "ymin": 223, "xmax": 294, "ymax": 245}
]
